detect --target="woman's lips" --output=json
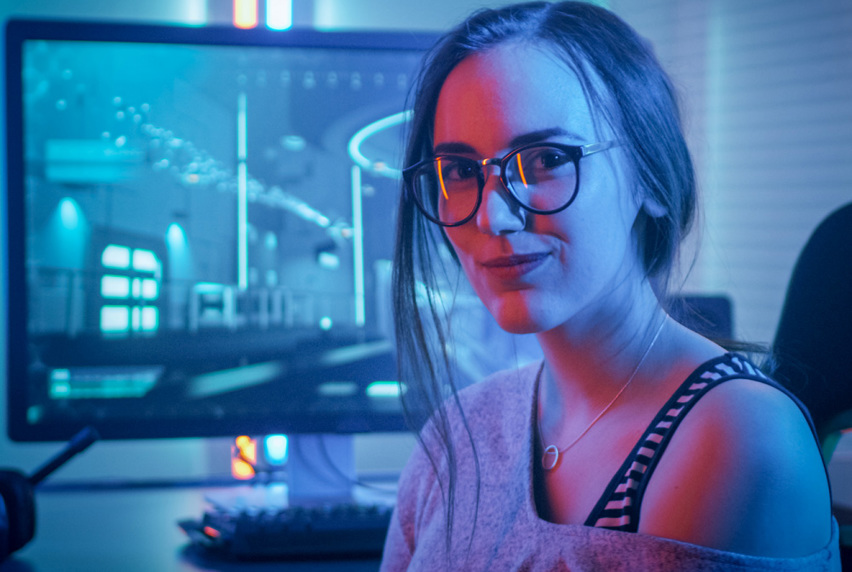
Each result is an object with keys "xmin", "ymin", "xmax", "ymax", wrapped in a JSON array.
[{"xmin": 479, "ymin": 252, "xmax": 550, "ymax": 280}]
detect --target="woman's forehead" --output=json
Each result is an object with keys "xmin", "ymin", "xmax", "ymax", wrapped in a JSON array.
[{"xmin": 432, "ymin": 43, "xmax": 609, "ymax": 150}]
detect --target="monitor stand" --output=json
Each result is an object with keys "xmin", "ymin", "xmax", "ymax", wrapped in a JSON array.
[
  {"xmin": 286, "ymin": 433, "xmax": 356, "ymax": 504},
  {"xmin": 203, "ymin": 434, "xmax": 357, "ymax": 511}
]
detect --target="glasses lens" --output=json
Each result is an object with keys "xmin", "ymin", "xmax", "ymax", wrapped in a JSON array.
[
  {"xmin": 505, "ymin": 145, "xmax": 578, "ymax": 211},
  {"xmin": 410, "ymin": 157, "xmax": 480, "ymax": 225}
]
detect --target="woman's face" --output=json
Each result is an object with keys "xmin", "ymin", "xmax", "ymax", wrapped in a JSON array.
[{"xmin": 434, "ymin": 43, "xmax": 646, "ymax": 335}]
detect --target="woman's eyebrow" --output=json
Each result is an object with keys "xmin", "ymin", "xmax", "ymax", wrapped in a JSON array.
[
  {"xmin": 432, "ymin": 127, "xmax": 586, "ymax": 156},
  {"xmin": 432, "ymin": 141, "xmax": 477, "ymax": 155},
  {"xmin": 509, "ymin": 127, "xmax": 583, "ymax": 148}
]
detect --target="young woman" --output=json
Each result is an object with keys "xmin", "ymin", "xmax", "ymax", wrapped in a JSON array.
[{"xmin": 381, "ymin": 2, "xmax": 839, "ymax": 570}]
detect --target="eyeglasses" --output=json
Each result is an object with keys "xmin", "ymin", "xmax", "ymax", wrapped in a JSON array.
[{"xmin": 403, "ymin": 140, "xmax": 617, "ymax": 227}]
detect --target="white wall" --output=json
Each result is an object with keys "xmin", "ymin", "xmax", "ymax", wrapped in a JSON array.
[{"xmin": 1, "ymin": 0, "xmax": 851, "ymax": 488}]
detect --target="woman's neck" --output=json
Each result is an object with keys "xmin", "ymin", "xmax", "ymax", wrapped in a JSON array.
[{"xmin": 534, "ymin": 278, "xmax": 667, "ymax": 420}]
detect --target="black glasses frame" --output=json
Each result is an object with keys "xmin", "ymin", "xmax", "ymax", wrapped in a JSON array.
[{"xmin": 403, "ymin": 140, "xmax": 616, "ymax": 227}]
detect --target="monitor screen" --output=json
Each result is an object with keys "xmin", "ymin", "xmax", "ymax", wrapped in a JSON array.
[{"xmin": 5, "ymin": 18, "xmax": 438, "ymax": 441}]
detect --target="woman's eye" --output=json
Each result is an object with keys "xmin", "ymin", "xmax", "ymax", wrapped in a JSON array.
[
  {"xmin": 442, "ymin": 161, "xmax": 477, "ymax": 181},
  {"xmin": 536, "ymin": 150, "xmax": 569, "ymax": 169}
]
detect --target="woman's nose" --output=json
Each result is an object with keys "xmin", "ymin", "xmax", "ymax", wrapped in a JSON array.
[{"xmin": 475, "ymin": 164, "xmax": 526, "ymax": 234}]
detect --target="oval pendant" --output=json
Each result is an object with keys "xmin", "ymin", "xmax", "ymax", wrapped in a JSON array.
[{"xmin": 542, "ymin": 444, "xmax": 560, "ymax": 471}]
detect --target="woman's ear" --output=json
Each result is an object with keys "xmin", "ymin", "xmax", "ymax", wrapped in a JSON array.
[{"xmin": 641, "ymin": 194, "xmax": 667, "ymax": 218}]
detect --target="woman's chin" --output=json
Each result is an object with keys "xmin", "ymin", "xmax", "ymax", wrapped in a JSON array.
[{"xmin": 488, "ymin": 302, "xmax": 549, "ymax": 335}]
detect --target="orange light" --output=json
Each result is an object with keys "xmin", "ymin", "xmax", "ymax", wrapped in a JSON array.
[
  {"xmin": 436, "ymin": 158, "xmax": 449, "ymax": 200},
  {"xmin": 231, "ymin": 435, "xmax": 257, "ymax": 480},
  {"xmin": 232, "ymin": 458, "xmax": 255, "ymax": 479},
  {"xmin": 515, "ymin": 153, "xmax": 528, "ymax": 188},
  {"xmin": 233, "ymin": 0, "xmax": 258, "ymax": 29}
]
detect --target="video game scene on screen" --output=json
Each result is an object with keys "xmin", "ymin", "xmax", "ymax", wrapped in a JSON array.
[{"xmin": 14, "ymin": 36, "xmax": 454, "ymax": 439}]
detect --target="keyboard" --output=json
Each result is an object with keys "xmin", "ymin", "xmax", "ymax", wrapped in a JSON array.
[{"xmin": 179, "ymin": 500, "xmax": 393, "ymax": 560}]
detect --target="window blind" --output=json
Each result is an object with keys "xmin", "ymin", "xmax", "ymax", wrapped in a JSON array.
[{"xmin": 615, "ymin": 0, "xmax": 852, "ymax": 343}]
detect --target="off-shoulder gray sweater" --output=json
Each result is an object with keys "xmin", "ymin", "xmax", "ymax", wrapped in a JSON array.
[{"xmin": 380, "ymin": 358, "xmax": 840, "ymax": 571}]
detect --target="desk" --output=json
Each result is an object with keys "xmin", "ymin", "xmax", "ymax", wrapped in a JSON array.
[{"xmin": 0, "ymin": 486, "xmax": 382, "ymax": 572}]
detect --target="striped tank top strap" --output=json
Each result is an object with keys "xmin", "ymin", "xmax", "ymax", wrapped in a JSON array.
[{"xmin": 584, "ymin": 353, "xmax": 770, "ymax": 532}]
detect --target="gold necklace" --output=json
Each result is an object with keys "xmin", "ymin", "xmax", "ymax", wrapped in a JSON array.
[{"xmin": 537, "ymin": 318, "xmax": 667, "ymax": 471}]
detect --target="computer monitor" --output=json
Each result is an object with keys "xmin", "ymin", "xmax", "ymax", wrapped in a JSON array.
[{"xmin": 4, "ymin": 18, "xmax": 439, "ymax": 443}]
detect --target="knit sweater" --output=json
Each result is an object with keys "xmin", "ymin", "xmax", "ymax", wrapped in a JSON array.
[{"xmin": 380, "ymin": 358, "xmax": 841, "ymax": 571}]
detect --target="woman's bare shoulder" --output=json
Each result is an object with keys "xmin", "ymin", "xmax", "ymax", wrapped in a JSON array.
[{"xmin": 638, "ymin": 375, "xmax": 833, "ymax": 558}]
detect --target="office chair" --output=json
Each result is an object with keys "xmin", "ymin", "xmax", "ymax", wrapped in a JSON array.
[
  {"xmin": 771, "ymin": 202, "xmax": 852, "ymax": 458},
  {"xmin": 770, "ymin": 202, "xmax": 852, "ymax": 566}
]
